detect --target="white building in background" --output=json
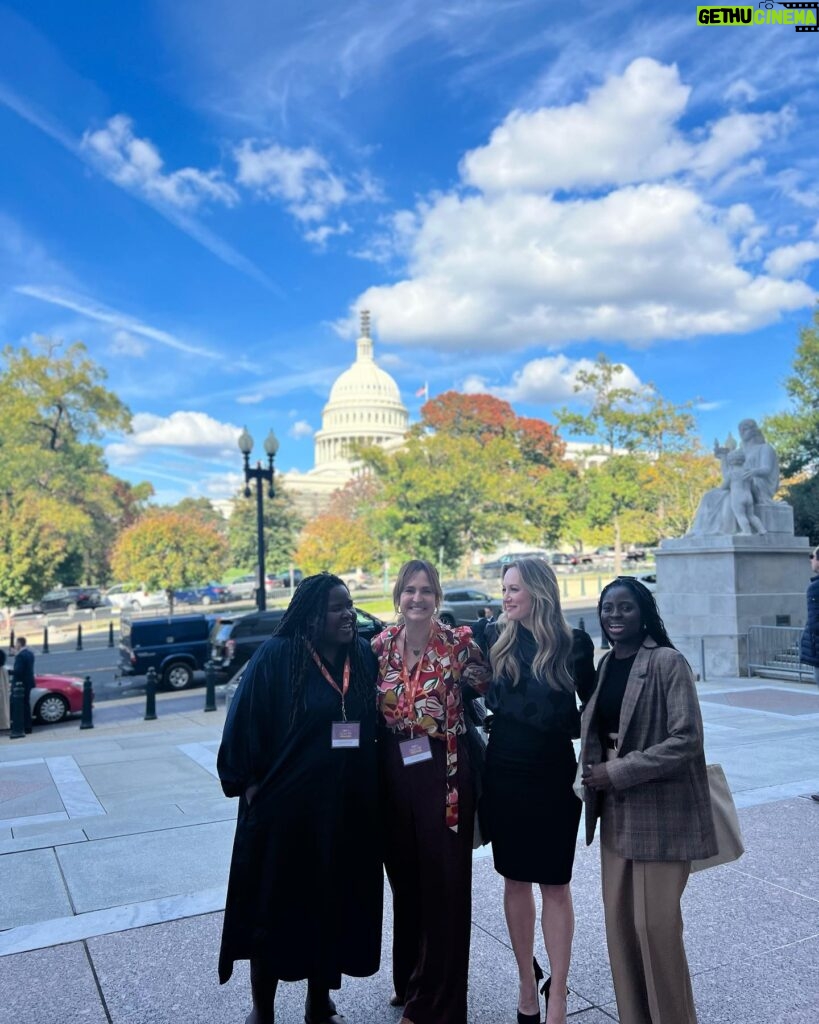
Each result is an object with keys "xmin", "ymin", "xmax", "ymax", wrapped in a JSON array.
[{"xmin": 282, "ymin": 311, "xmax": 408, "ymax": 517}]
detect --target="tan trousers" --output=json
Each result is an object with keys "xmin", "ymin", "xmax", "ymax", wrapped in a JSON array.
[{"xmin": 599, "ymin": 776, "xmax": 697, "ymax": 1024}]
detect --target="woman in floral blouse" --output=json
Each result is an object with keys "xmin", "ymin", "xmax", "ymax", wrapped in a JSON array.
[{"xmin": 373, "ymin": 558, "xmax": 491, "ymax": 1024}]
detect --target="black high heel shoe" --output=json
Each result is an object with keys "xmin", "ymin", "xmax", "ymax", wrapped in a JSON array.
[
  {"xmin": 540, "ymin": 975, "xmax": 570, "ymax": 1016},
  {"xmin": 516, "ymin": 958, "xmax": 544, "ymax": 1024}
]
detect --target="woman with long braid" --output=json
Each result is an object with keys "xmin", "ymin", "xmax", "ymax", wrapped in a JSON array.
[{"xmin": 218, "ymin": 573, "xmax": 382, "ymax": 1024}]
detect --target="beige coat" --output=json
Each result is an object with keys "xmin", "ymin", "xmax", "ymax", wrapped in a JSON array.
[{"xmin": 581, "ymin": 637, "xmax": 716, "ymax": 862}]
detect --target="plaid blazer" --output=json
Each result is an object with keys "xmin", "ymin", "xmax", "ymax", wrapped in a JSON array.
[{"xmin": 580, "ymin": 637, "xmax": 717, "ymax": 862}]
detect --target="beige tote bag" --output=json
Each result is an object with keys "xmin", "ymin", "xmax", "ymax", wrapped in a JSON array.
[{"xmin": 691, "ymin": 763, "xmax": 745, "ymax": 872}]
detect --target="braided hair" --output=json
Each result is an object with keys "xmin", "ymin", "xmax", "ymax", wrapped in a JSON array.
[
  {"xmin": 598, "ymin": 576, "xmax": 676, "ymax": 649},
  {"xmin": 274, "ymin": 572, "xmax": 371, "ymax": 725}
]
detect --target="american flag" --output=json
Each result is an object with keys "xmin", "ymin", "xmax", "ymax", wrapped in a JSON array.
[{"xmin": 415, "ymin": 382, "xmax": 429, "ymax": 399}]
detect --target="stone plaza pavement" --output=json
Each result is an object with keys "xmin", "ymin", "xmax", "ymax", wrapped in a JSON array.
[{"xmin": 1, "ymin": 677, "xmax": 818, "ymax": 1024}]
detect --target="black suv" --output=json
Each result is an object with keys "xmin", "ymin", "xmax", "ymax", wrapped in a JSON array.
[
  {"xmin": 35, "ymin": 586, "xmax": 103, "ymax": 613},
  {"xmin": 118, "ymin": 614, "xmax": 212, "ymax": 690},
  {"xmin": 210, "ymin": 607, "xmax": 386, "ymax": 678}
]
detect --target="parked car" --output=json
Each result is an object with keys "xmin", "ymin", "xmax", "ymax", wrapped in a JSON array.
[
  {"xmin": 549, "ymin": 552, "xmax": 579, "ymax": 568},
  {"xmin": 438, "ymin": 588, "xmax": 503, "ymax": 627},
  {"xmin": 632, "ymin": 571, "xmax": 657, "ymax": 592},
  {"xmin": 105, "ymin": 584, "xmax": 169, "ymax": 612},
  {"xmin": 271, "ymin": 569, "xmax": 304, "ymax": 588},
  {"xmin": 338, "ymin": 570, "xmax": 376, "ymax": 591},
  {"xmin": 210, "ymin": 606, "xmax": 386, "ymax": 678},
  {"xmin": 225, "ymin": 574, "xmax": 282, "ymax": 601},
  {"xmin": 30, "ymin": 673, "xmax": 91, "ymax": 724},
  {"xmin": 173, "ymin": 582, "xmax": 230, "ymax": 606},
  {"xmin": 118, "ymin": 614, "xmax": 212, "ymax": 690},
  {"xmin": 34, "ymin": 586, "xmax": 103, "ymax": 613}
]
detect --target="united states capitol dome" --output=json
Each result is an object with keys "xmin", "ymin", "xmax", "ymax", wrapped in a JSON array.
[{"xmin": 313, "ymin": 311, "xmax": 408, "ymax": 469}]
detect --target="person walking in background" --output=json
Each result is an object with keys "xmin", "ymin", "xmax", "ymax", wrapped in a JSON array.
[
  {"xmin": 801, "ymin": 545, "xmax": 819, "ymax": 800},
  {"xmin": 217, "ymin": 573, "xmax": 382, "ymax": 1024},
  {"xmin": 12, "ymin": 637, "xmax": 35, "ymax": 734},
  {"xmin": 373, "ymin": 558, "xmax": 491, "ymax": 1024},
  {"xmin": 0, "ymin": 649, "xmax": 10, "ymax": 731},
  {"xmin": 479, "ymin": 559, "xmax": 595, "ymax": 1024},
  {"xmin": 581, "ymin": 578, "xmax": 716, "ymax": 1024}
]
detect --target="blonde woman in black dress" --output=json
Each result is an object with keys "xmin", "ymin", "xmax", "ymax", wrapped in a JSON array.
[{"xmin": 481, "ymin": 559, "xmax": 595, "ymax": 1024}]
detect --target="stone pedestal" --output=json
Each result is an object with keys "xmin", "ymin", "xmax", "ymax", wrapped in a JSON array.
[{"xmin": 656, "ymin": 532, "xmax": 811, "ymax": 678}]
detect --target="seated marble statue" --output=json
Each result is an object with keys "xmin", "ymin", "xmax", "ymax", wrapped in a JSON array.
[{"xmin": 688, "ymin": 419, "xmax": 779, "ymax": 537}]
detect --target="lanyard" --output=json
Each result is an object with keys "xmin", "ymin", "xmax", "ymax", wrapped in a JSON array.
[
  {"xmin": 309, "ymin": 648, "xmax": 351, "ymax": 721},
  {"xmin": 400, "ymin": 628, "xmax": 431, "ymax": 721}
]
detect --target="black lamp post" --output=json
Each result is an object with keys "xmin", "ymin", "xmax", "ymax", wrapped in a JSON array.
[{"xmin": 238, "ymin": 426, "xmax": 279, "ymax": 611}]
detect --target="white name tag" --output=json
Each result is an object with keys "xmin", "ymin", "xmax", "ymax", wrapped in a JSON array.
[
  {"xmin": 400, "ymin": 735, "xmax": 433, "ymax": 766},
  {"xmin": 331, "ymin": 722, "xmax": 360, "ymax": 749}
]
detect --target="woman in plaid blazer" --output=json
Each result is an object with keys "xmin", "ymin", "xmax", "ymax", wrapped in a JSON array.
[{"xmin": 580, "ymin": 578, "xmax": 716, "ymax": 1024}]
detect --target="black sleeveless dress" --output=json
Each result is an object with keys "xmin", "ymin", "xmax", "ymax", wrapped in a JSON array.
[{"xmin": 481, "ymin": 626, "xmax": 592, "ymax": 883}]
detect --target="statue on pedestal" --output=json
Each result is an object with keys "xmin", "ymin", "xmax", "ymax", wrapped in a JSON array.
[{"xmin": 687, "ymin": 419, "xmax": 780, "ymax": 537}]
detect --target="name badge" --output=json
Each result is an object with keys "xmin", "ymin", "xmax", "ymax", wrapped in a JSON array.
[
  {"xmin": 400, "ymin": 735, "xmax": 433, "ymax": 766},
  {"xmin": 331, "ymin": 722, "xmax": 360, "ymax": 749}
]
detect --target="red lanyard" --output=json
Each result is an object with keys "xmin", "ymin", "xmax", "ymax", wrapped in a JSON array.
[
  {"xmin": 400, "ymin": 628, "xmax": 430, "ymax": 721},
  {"xmin": 309, "ymin": 648, "xmax": 351, "ymax": 721}
]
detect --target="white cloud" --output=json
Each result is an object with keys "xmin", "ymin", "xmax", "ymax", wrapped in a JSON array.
[
  {"xmin": 288, "ymin": 419, "xmax": 315, "ymax": 440},
  {"xmin": 461, "ymin": 59, "xmax": 788, "ymax": 194},
  {"xmin": 235, "ymin": 140, "xmax": 346, "ymax": 221},
  {"xmin": 349, "ymin": 59, "xmax": 813, "ymax": 352},
  {"xmin": 462, "ymin": 356, "xmax": 643, "ymax": 404},
  {"xmin": 725, "ymin": 79, "xmax": 759, "ymax": 104},
  {"xmin": 764, "ymin": 241, "xmax": 819, "ymax": 278},
  {"xmin": 82, "ymin": 114, "xmax": 238, "ymax": 210},
  {"xmin": 106, "ymin": 411, "xmax": 242, "ymax": 465},
  {"xmin": 303, "ymin": 221, "xmax": 352, "ymax": 248},
  {"xmin": 109, "ymin": 329, "xmax": 147, "ymax": 357}
]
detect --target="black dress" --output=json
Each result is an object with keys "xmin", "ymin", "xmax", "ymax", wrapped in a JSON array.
[
  {"xmin": 217, "ymin": 636, "xmax": 383, "ymax": 985},
  {"xmin": 481, "ymin": 627, "xmax": 595, "ymax": 883}
]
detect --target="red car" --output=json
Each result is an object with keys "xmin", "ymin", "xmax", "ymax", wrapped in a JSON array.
[{"xmin": 30, "ymin": 673, "xmax": 91, "ymax": 724}]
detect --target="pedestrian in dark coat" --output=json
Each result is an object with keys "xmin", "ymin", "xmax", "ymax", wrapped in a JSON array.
[
  {"xmin": 218, "ymin": 574, "xmax": 383, "ymax": 1024},
  {"xmin": 800, "ymin": 545, "xmax": 819, "ymax": 684},
  {"xmin": 13, "ymin": 637, "xmax": 35, "ymax": 733}
]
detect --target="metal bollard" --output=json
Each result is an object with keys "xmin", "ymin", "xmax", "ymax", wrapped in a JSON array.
[
  {"xmin": 144, "ymin": 666, "xmax": 158, "ymax": 721},
  {"xmin": 108, "ymin": 621, "xmax": 114, "ymax": 648},
  {"xmin": 578, "ymin": 616, "xmax": 585, "ymax": 633},
  {"xmin": 204, "ymin": 660, "xmax": 217, "ymax": 712},
  {"xmin": 80, "ymin": 675, "xmax": 94, "ymax": 730},
  {"xmin": 9, "ymin": 628, "xmax": 14, "ymax": 651},
  {"xmin": 76, "ymin": 623, "xmax": 83, "ymax": 651},
  {"xmin": 580, "ymin": 575, "xmax": 586, "ymax": 597},
  {"xmin": 9, "ymin": 677, "xmax": 26, "ymax": 739},
  {"xmin": 42, "ymin": 626, "xmax": 50, "ymax": 654}
]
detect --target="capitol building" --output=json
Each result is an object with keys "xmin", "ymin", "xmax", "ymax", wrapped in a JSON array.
[{"xmin": 282, "ymin": 312, "xmax": 408, "ymax": 517}]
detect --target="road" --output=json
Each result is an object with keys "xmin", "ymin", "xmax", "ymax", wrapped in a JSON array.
[{"xmin": 10, "ymin": 599, "xmax": 600, "ymax": 703}]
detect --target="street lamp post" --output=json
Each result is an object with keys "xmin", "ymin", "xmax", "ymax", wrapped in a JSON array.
[{"xmin": 238, "ymin": 427, "xmax": 279, "ymax": 611}]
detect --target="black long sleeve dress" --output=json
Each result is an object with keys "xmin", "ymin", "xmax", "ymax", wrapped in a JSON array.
[
  {"xmin": 481, "ymin": 627, "xmax": 595, "ymax": 882},
  {"xmin": 217, "ymin": 635, "xmax": 383, "ymax": 986}
]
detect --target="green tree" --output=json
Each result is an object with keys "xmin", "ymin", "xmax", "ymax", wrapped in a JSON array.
[
  {"xmin": 0, "ymin": 337, "xmax": 143, "ymax": 596},
  {"xmin": 763, "ymin": 308, "xmax": 819, "ymax": 476},
  {"xmin": 227, "ymin": 482, "xmax": 302, "ymax": 572},
  {"xmin": 557, "ymin": 354, "xmax": 700, "ymax": 571},
  {"xmin": 173, "ymin": 497, "xmax": 227, "ymax": 534},
  {"xmin": 111, "ymin": 510, "xmax": 228, "ymax": 613},
  {"xmin": 295, "ymin": 513, "xmax": 376, "ymax": 574}
]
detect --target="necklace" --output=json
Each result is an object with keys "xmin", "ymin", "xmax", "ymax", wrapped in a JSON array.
[{"xmin": 411, "ymin": 647, "xmax": 422, "ymax": 656}]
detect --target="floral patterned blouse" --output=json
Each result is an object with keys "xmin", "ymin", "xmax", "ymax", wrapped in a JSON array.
[{"xmin": 372, "ymin": 621, "xmax": 491, "ymax": 832}]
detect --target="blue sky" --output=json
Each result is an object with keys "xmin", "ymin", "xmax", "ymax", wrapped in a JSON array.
[{"xmin": 1, "ymin": 1, "xmax": 818, "ymax": 505}]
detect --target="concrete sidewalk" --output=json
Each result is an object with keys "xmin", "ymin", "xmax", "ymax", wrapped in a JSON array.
[{"xmin": 1, "ymin": 679, "xmax": 818, "ymax": 1024}]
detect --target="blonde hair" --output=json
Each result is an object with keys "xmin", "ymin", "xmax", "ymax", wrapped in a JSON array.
[
  {"xmin": 490, "ymin": 558, "xmax": 573, "ymax": 692},
  {"xmin": 392, "ymin": 559, "xmax": 443, "ymax": 613}
]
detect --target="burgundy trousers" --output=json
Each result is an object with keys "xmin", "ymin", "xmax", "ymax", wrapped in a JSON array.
[{"xmin": 380, "ymin": 732, "xmax": 474, "ymax": 1024}]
